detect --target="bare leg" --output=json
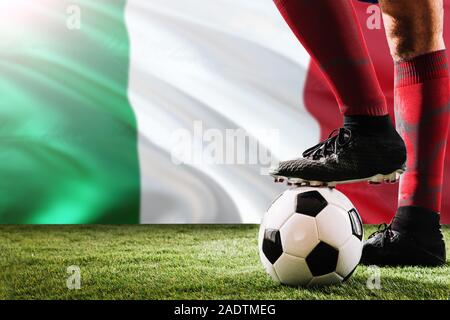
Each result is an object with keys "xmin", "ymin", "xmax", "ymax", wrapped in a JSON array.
[{"xmin": 379, "ymin": 0, "xmax": 445, "ymax": 61}]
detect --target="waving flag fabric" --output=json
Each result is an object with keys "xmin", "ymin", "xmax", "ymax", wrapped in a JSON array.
[{"xmin": 0, "ymin": 0, "xmax": 449, "ymax": 223}]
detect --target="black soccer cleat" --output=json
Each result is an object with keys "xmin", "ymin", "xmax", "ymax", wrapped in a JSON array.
[
  {"xmin": 360, "ymin": 223, "xmax": 446, "ymax": 267},
  {"xmin": 270, "ymin": 127, "xmax": 406, "ymax": 187}
]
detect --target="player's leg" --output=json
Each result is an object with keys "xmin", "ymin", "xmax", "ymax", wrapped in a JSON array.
[
  {"xmin": 274, "ymin": 0, "xmax": 386, "ymax": 116},
  {"xmin": 271, "ymin": 0, "xmax": 406, "ymax": 186},
  {"xmin": 362, "ymin": 0, "xmax": 448, "ymax": 266}
]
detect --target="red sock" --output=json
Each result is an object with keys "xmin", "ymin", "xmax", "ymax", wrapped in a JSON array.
[
  {"xmin": 274, "ymin": 0, "xmax": 387, "ymax": 116},
  {"xmin": 395, "ymin": 50, "xmax": 450, "ymax": 213}
]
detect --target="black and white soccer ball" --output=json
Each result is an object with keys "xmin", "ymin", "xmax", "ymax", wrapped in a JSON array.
[{"xmin": 259, "ymin": 187, "xmax": 363, "ymax": 287}]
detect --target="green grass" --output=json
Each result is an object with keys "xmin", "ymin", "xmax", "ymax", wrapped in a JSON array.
[{"xmin": 0, "ymin": 225, "xmax": 448, "ymax": 300}]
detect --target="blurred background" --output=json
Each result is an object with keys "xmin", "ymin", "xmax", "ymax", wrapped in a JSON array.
[{"xmin": 0, "ymin": 0, "xmax": 449, "ymax": 223}]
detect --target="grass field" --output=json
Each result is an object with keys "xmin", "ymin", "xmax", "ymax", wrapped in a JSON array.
[{"xmin": 0, "ymin": 225, "xmax": 448, "ymax": 300}]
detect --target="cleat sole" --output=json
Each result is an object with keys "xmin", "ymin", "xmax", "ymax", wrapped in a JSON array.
[{"xmin": 271, "ymin": 168, "xmax": 405, "ymax": 188}]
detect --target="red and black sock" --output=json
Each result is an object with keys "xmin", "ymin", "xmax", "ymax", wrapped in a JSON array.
[
  {"xmin": 392, "ymin": 50, "xmax": 450, "ymax": 232},
  {"xmin": 273, "ymin": 0, "xmax": 388, "ymax": 117}
]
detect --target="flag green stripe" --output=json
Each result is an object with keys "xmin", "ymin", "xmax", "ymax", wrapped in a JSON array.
[{"xmin": 0, "ymin": 0, "xmax": 140, "ymax": 223}]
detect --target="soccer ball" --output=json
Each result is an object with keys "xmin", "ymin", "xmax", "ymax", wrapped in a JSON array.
[{"xmin": 258, "ymin": 187, "xmax": 363, "ymax": 287}]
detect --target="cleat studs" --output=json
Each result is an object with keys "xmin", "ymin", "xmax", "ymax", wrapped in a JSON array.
[
  {"xmin": 279, "ymin": 178, "xmax": 284, "ymax": 183},
  {"xmin": 387, "ymin": 173, "xmax": 396, "ymax": 180},
  {"xmin": 383, "ymin": 171, "xmax": 402, "ymax": 184},
  {"xmin": 369, "ymin": 174, "xmax": 383, "ymax": 185}
]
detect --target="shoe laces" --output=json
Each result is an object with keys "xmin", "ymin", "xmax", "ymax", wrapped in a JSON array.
[
  {"xmin": 302, "ymin": 128, "xmax": 352, "ymax": 160},
  {"xmin": 368, "ymin": 223, "xmax": 395, "ymax": 245}
]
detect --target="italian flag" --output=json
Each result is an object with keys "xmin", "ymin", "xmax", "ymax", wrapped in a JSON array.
[{"xmin": 1, "ymin": 0, "xmax": 449, "ymax": 224}]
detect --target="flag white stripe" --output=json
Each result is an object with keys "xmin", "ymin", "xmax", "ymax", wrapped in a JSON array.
[{"xmin": 125, "ymin": 0, "xmax": 319, "ymax": 223}]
